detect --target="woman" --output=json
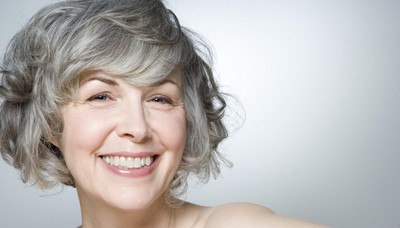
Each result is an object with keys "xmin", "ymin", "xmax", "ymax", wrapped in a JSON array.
[{"xmin": 0, "ymin": 0, "xmax": 326, "ymax": 227}]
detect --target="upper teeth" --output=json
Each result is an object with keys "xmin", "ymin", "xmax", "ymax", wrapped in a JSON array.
[{"xmin": 102, "ymin": 156, "xmax": 154, "ymax": 169}]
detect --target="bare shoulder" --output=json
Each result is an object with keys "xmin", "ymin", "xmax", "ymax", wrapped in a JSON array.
[{"xmin": 200, "ymin": 202, "xmax": 329, "ymax": 228}]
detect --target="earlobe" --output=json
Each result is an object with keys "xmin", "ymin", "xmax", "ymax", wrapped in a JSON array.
[
  {"xmin": 45, "ymin": 136, "xmax": 62, "ymax": 157},
  {"xmin": 48, "ymin": 135, "xmax": 60, "ymax": 148},
  {"xmin": 49, "ymin": 142, "xmax": 62, "ymax": 158},
  {"xmin": 40, "ymin": 137, "xmax": 62, "ymax": 158}
]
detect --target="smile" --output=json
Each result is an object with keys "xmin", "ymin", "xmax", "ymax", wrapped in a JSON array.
[{"xmin": 101, "ymin": 155, "xmax": 155, "ymax": 169}]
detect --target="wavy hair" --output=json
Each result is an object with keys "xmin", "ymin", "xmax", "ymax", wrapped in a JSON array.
[{"xmin": 0, "ymin": 0, "xmax": 231, "ymax": 202}]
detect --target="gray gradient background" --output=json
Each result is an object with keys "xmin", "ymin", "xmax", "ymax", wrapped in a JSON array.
[{"xmin": 1, "ymin": 1, "xmax": 399, "ymax": 227}]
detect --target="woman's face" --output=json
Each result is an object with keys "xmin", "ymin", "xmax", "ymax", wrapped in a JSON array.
[{"xmin": 57, "ymin": 69, "xmax": 186, "ymax": 211}]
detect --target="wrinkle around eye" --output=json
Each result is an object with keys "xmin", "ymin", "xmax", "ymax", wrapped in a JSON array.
[
  {"xmin": 150, "ymin": 96, "xmax": 173, "ymax": 104},
  {"xmin": 146, "ymin": 95, "xmax": 184, "ymax": 111},
  {"xmin": 78, "ymin": 92, "xmax": 119, "ymax": 109},
  {"xmin": 87, "ymin": 93, "xmax": 114, "ymax": 102}
]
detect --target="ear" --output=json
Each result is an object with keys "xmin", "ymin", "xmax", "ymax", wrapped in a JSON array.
[
  {"xmin": 44, "ymin": 135, "xmax": 62, "ymax": 158},
  {"xmin": 47, "ymin": 135, "xmax": 60, "ymax": 148}
]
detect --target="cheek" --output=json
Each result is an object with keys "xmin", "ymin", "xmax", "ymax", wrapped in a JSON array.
[
  {"xmin": 60, "ymin": 108, "xmax": 112, "ymax": 160},
  {"xmin": 152, "ymin": 110, "xmax": 187, "ymax": 152}
]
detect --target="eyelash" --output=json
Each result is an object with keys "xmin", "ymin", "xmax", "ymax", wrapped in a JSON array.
[
  {"xmin": 150, "ymin": 96, "xmax": 173, "ymax": 105},
  {"xmin": 87, "ymin": 93, "xmax": 113, "ymax": 101},
  {"xmin": 87, "ymin": 93, "xmax": 174, "ymax": 105}
]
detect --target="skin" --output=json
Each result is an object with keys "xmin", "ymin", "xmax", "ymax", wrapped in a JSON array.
[
  {"xmin": 56, "ymin": 68, "xmax": 186, "ymax": 227},
  {"xmin": 55, "ymin": 68, "xmax": 328, "ymax": 227},
  {"xmin": 175, "ymin": 203, "xmax": 329, "ymax": 228}
]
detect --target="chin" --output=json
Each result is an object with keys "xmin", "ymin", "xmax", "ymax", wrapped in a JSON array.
[{"xmin": 103, "ymin": 186, "xmax": 166, "ymax": 211}]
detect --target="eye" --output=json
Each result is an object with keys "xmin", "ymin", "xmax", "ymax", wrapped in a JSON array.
[
  {"xmin": 87, "ymin": 92, "xmax": 113, "ymax": 102},
  {"xmin": 150, "ymin": 96, "xmax": 173, "ymax": 104}
]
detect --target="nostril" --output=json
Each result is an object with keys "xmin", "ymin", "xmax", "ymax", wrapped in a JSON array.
[{"xmin": 115, "ymin": 118, "xmax": 152, "ymax": 142}]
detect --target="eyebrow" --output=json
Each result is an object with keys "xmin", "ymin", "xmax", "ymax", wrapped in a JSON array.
[
  {"xmin": 82, "ymin": 75, "xmax": 180, "ymax": 88},
  {"xmin": 83, "ymin": 76, "xmax": 119, "ymax": 86},
  {"xmin": 152, "ymin": 78, "xmax": 180, "ymax": 87}
]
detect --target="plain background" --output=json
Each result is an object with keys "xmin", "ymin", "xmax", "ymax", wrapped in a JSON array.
[{"xmin": 1, "ymin": 1, "xmax": 399, "ymax": 227}]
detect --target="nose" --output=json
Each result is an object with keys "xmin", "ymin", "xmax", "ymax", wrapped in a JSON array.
[{"xmin": 115, "ymin": 101, "xmax": 152, "ymax": 143}]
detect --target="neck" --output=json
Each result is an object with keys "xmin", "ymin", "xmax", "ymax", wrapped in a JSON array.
[{"xmin": 77, "ymin": 190, "xmax": 174, "ymax": 228}]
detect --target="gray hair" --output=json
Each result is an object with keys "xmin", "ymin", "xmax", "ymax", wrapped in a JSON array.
[{"xmin": 0, "ymin": 0, "xmax": 231, "ymax": 201}]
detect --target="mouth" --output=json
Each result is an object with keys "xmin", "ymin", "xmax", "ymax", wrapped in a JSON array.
[{"xmin": 100, "ymin": 155, "xmax": 158, "ymax": 169}]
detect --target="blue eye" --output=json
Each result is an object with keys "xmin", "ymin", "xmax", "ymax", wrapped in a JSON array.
[{"xmin": 88, "ymin": 93, "xmax": 111, "ymax": 101}]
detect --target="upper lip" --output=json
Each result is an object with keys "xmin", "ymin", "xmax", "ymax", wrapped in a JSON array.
[{"xmin": 98, "ymin": 152, "xmax": 157, "ymax": 158}]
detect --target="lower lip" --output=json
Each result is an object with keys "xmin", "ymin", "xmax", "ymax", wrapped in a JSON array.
[{"xmin": 100, "ymin": 156, "xmax": 159, "ymax": 178}]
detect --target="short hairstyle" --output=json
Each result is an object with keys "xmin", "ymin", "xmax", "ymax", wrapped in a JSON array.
[{"xmin": 0, "ymin": 0, "xmax": 231, "ymax": 201}]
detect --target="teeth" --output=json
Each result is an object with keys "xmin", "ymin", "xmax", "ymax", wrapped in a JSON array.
[
  {"xmin": 102, "ymin": 155, "xmax": 154, "ymax": 169},
  {"xmin": 120, "ymin": 157, "xmax": 126, "ymax": 167},
  {"xmin": 145, "ymin": 156, "xmax": 152, "ymax": 166},
  {"xmin": 114, "ymin": 157, "xmax": 120, "ymax": 166},
  {"xmin": 127, "ymin": 157, "xmax": 134, "ymax": 168},
  {"xmin": 133, "ymin": 157, "xmax": 141, "ymax": 168}
]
